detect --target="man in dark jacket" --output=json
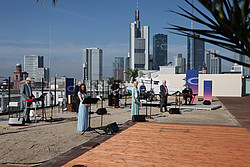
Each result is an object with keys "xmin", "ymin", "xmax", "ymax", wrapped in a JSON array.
[
  {"xmin": 74, "ymin": 81, "xmax": 81, "ymax": 112},
  {"xmin": 182, "ymin": 85, "xmax": 193, "ymax": 105},
  {"xmin": 160, "ymin": 80, "xmax": 168, "ymax": 112},
  {"xmin": 111, "ymin": 81, "xmax": 120, "ymax": 108}
]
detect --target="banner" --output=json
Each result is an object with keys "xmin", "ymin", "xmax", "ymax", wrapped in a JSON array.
[
  {"xmin": 186, "ymin": 70, "xmax": 199, "ymax": 102},
  {"xmin": 204, "ymin": 80, "xmax": 212, "ymax": 102},
  {"xmin": 66, "ymin": 78, "xmax": 74, "ymax": 96}
]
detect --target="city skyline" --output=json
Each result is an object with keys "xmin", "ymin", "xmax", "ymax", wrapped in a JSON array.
[{"xmin": 0, "ymin": 0, "xmax": 235, "ymax": 80}]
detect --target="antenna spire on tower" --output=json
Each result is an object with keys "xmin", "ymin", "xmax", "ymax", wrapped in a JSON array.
[
  {"xmin": 135, "ymin": 0, "xmax": 139, "ymax": 21},
  {"xmin": 137, "ymin": 0, "xmax": 138, "ymax": 10}
]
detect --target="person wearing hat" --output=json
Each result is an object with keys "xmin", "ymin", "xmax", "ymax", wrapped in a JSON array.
[
  {"xmin": 20, "ymin": 77, "xmax": 34, "ymax": 123},
  {"xmin": 74, "ymin": 81, "xmax": 82, "ymax": 113}
]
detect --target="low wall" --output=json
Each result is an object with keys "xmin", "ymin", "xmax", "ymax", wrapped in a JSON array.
[{"xmin": 157, "ymin": 74, "xmax": 242, "ymax": 97}]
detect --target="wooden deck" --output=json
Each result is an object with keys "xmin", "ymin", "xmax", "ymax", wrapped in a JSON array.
[
  {"xmin": 219, "ymin": 96, "xmax": 250, "ymax": 131},
  {"xmin": 63, "ymin": 122, "xmax": 250, "ymax": 167}
]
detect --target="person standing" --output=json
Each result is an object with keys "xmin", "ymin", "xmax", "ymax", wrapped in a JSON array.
[
  {"xmin": 131, "ymin": 81, "xmax": 140, "ymax": 116},
  {"xmin": 139, "ymin": 82, "xmax": 146, "ymax": 95},
  {"xmin": 182, "ymin": 85, "xmax": 193, "ymax": 105},
  {"xmin": 111, "ymin": 81, "xmax": 120, "ymax": 108},
  {"xmin": 20, "ymin": 77, "xmax": 34, "ymax": 123},
  {"xmin": 74, "ymin": 81, "xmax": 81, "ymax": 113},
  {"xmin": 77, "ymin": 84, "xmax": 90, "ymax": 132},
  {"xmin": 160, "ymin": 80, "xmax": 168, "ymax": 112}
]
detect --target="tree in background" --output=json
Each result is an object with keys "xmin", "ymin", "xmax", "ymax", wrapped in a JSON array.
[
  {"xmin": 107, "ymin": 77, "xmax": 123, "ymax": 85},
  {"xmin": 168, "ymin": 0, "xmax": 250, "ymax": 68},
  {"xmin": 124, "ymin": 68, "xmax": 139, "ymax": 82}
]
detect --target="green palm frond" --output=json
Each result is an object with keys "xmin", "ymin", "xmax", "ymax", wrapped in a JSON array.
[
  {"xmin": 124, "ymin": 68, "xmax": 139, "ymax": 82},
  {"xmin": 167, "ymin": 0, "xmax": 250, "ymax": 67}
]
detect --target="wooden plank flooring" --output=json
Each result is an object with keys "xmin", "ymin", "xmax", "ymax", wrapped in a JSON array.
[
  {"xmin": 218, "ymin": 96, "xmax": 250, "ymax": 131},
  {"xmin": 63, "ymin": 123, "xmax": 250, "ymax": 167}
]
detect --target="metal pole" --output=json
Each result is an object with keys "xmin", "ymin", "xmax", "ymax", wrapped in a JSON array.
[
  {"xmin": 96, "ymin": 80, "xmax": 98, "ymax": 108},
  {"xmin": 1, "ymin": 93, "xmax": 4, "ymax": 113},
  {"xmin": 150, "ymin": 78, "xmax": 152, "ymax": 118},
  {"xmin": 54, "ymin": 77, "xmax": 56, "ymax": 106},
  {"xmin": 41, "ymin": 78, "xmax": 45, "ymax": 120},
  {"xmin": 102, "ymin": 80, "xmax": 104, "ymax": 108},
  {"xmin": 89, "ymin": 80, "xmax": 93, "ymax": 97},
  {"xmin": 8, "ymin": 77, "xmax": 11, "ymax": 115},
  {"xmin": 97, "ymin": 80, "xmax": 98, "ymax": 95}
]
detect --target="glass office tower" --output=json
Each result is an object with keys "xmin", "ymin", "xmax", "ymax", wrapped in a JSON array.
[
  {"xmin": 187, "ymin": 34, "xmax": 205, "ymax": 70},
  {"xmin": 82, "ymin": 48, "xmax": 103, "ymax": 80},
  {"xmin": 153, "ymin": 33, "xmax": 168, "ymax": 70}
]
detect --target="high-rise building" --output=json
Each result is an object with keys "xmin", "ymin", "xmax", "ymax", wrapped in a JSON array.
[
  {"xmin": 206, "ymin": 50, "xmax": 221, "ymax": 74},
  {"xmin": 24, "ymin": 55, "xmax": 45, "ymax": 81},
  {"xmin": 245, "ymin": 56, "xmax": 250, "ymax": 76},
  {"xmin": 231, "ymin": 53, "xmax": 250, "ymax": 75},
  {"xmin": 125, "ymin": 54, "xmax": 130, "ymax": 81},
  {"xmin": 149, "ymin": 54, "xmax": 153, "ymax": 70},
  {"xmin": 174, "ymin": 53, "xmax": 186, "ymax": 74},
  {"xmin": 113, "ymin": 57, "xmax": 124, "ymax": 80},
  {"xmin": 231, "ymin": 53, "xmax": 245, "ymax": 74},
  {"xmin": 37, "ymin": 68, "xmax": 50, "ymax": 82},
  {"xmin": 153, "ymin": 34, "xmax": 168, "ymax": 70},
  {"xmin": 210, "ymin": 57, "xmax": 221, "ymax": 74},
  {"xmin": 187, "ymin": 34, "xmax": 205, "ymax": 70},
  {"xmin": 235, "ymin": 53, "xmax": 250, "ymax": 76},
  {"xmin": 82, "ymin": 48, "xmax": 103, "ymax": 80},
  {"xmin": 129, "ymin": 0, "xmax": 149, "ymax": 70}
]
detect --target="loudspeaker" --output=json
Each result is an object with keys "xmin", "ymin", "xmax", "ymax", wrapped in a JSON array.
[
  {"xmin": 96, "ymin": 108, "xmax": 107, "ymax": 115},
  {"xmin": 104, "ymin": 122, "xmax": 119, "ymax": 135},
  {"xmin": 169, "ymin": 108, "xmax": 181, "ymax": 114},
  {"xmin": 132, "ymin": 115, "xmax": 146, "ymax": 122},
  {"xmin": 8, "ymin": 117, "xmax": 25, "ymax": 126},
  {"xmin": 203, "ymin": 100, "xmax": 211, "ymax": 105}
]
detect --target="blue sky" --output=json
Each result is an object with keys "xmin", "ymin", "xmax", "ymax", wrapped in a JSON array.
[{"xmin": 0, "ymin": 0, "xmax": 234, "ymax": 80}]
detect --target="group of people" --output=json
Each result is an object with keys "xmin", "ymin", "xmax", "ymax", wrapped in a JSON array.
[
  {"xmin": 129, "ymin": 80, "xmax": 169, "ymax": 115},
  {"xmin": 130, "ymin": 80, "xmax": 194, "ymax": 114},
  {"xmin": 20, "ymin": 78, "xmax": 193, "ymax": 133},
  {"xmin": 20, "ymin": 78, "xmax": 90, "ymax": 132}
]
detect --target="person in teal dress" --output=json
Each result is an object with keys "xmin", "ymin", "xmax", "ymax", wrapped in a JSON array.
[
  {"xmin": 77, "ymin": 84, "xmax": 90, "ymax": 132},
  {"xmin": 131, "ymin": 81, "xmax": 140, "ymax": 116}
]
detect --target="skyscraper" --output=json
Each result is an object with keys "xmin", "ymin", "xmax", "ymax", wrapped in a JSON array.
[
  {"xmin": 174, "ymin": 53, "xmax": 186, "ymax": 74},
  {"xmin": 153, "ymin": 34, "xmax": 168, "ymax": 70},
  {"xmin": 129, "ymin": 0, "xmax": 149, "ymax": 70},
  {"xmin": 125, "ymin": 54, "xmax": 130, "ymax": 81},
  {"xmin": 113, "ymin": 57, "xmax": 124, "ymax": 80},
  {"xmin": 231, "ymin": 53, "xmax": 250, "ymax": 75},
  {"xmin": 82, "ymin": 48, "xmax": 103, "ymax": 80},
  {"xmin": 37, "ymin": 67, "xmax": 50, "ymax": 82},
  {"xmin": 206, "ymin": 50, "xmax": 221, "ymax": 74},
  {"xmin": 24, "ymin": 55, "xmax": 45, "ymax": 81},
  {"xmin": 187, "ymin": 34, "xmax": 205, "ymax": 70},
  {"xmin": 245, "ymin": 56, "xmax": 250, "ymax": 76}
]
